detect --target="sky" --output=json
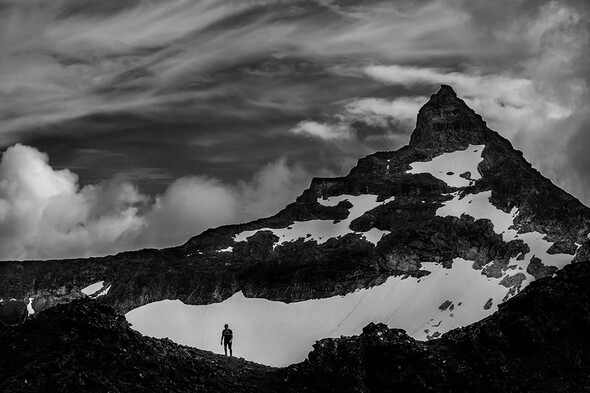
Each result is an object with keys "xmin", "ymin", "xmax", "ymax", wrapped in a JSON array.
[{"xmin": 0, "ymin": 0, "xmax": 588, "ymax": 260}]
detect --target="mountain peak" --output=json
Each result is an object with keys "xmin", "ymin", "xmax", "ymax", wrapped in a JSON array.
[
  {"xmin": 434, "ymin": 84, "xmax": 458, "ymax": 98},
  {"xmin": 409, "ymin": 85, "xmax": 489, "ymax": 150}
]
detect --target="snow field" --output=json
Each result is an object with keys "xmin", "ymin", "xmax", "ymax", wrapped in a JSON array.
[
  {"xmin": 126, "ymin": 144, "xmax": 575, "ymax": 367},
  {"xmin": 27, "ymin": 297, "xmax": 35, "ymax": 316},
  {"xmin": 233, "ymin": 195, "xmax": 395, "ymax": 247},
  {"xmin": 81, "ymin": 281, "xmax": 104, "ymax": 295},
  {"xmin": 81, "ymin": 281, "xmax": 111, "ymax": 297},
  {"xmin": 126, "ymin": 258, "xmax": 521, "ymax": 367},
  {"xmin": 408, "ymin": 145, "xmax": 484, "ymax": 187},
  {"xmin": 437, "ymin": 191, "xmax": 572, "ymax": 268}
]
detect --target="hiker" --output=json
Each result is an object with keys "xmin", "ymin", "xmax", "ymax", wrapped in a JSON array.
[{"xmin": 220, "ymin": 324, "xmax": 233, "ymax": 356}]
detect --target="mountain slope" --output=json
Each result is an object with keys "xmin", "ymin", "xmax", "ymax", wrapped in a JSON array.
[
  {"xmin": 2, "ymin": 260, "xmax": 590, "ymax": 392},
  {"xmin": 286, "ymin": 260, "xmax": 590, "ymax": 393},
  {"xmin": 1, "ymin": 85, "xmax": 589, "ymax": 365}
]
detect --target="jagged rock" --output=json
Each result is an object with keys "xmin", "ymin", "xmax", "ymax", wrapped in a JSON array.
[
  {"xmin": 383, "ymin": 250, "xmax": 422, "ymax": 273},
  {"xmin": 527, "ymin": 257, "xmax": 558, "ymax": 280},
  {"xmin": 349, "ymin": 213, "xmax": 377, "ymax": 232},
  {"xmin": 409, "ymin": 85, "xmax": 490, "ymax": 150},
  {"xmin": 482, "ymin": 259, "xmax": 509, "ymax": 278},
  {"xmin": 460, "ymin": 171, "xmax": 471, "ymax": 179},
  {"xmin": 439, "ymin": 300, "xmax": 453, "ymax": 310},
  {"xmin": 499, "ymin": 273, "xmax": 526, "ymax": 288},
  {"xmin": 547, "ymin": 240, "xmax": 578, "ymax": 255}
]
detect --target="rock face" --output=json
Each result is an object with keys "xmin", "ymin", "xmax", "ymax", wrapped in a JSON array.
[
  {"xmin": 2, "ymin": 260, "xmax": 590, "ymax": 392},
  {"xmin": 410, "ymin": 85, "xmax": 491, "ymax": 149},
  {"xmin": 1, "ymin": 86, "xmax": 589, "ymax": 345}
]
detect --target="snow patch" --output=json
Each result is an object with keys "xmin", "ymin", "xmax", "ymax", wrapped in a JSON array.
[
  {"xmin": 98, "ymin": 285, "xmax": 111, "ymax": 297},
  {"xmin": 217, "ymin": 247, "xmax": 234, "ymax": 253},
  {"xmin": 81, "ymin": 281, "xmax": 110, "ymax": 297},
  {"xmin": 81, "ymin": 281, "xmax": 105, "ymax": 296},
  {"xmin": 437, "ymin": 191, "xmax": 572, "ymax": 268},
  {"xmin": 127, "ymin": 258, "xmax": 521, "ymax": 367},
  {"xmin": 233, "ymin": 194, "xmax": 395, "ymax": 247},
  {"xmin": 27, "ymin": 297, "xmax": 35, "ymax": 316},
  {"xmin": 408, "ymin": 145, "xmax": 484, "ymax": 187}
]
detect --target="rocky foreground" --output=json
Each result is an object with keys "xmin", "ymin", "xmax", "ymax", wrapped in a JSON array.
[{"xmin": 2, "ymin": 260, "xmax": 590, "ymax": 393}]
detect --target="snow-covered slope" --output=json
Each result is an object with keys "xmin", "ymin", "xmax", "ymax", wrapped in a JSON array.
[
  {"xmin": 127, "ymin": 140, "xmax": 578, "ymax": 366},
  {"xmin": 233, "ymin": 194, "xmax": 395, "ymax": 247},
  {"xmin": 4, "ymin": 86, "xmax": 590, "ymax": 368},
  {"xmin": 127, "ymin": 257, "xmax": 511, "ymax": 366}
]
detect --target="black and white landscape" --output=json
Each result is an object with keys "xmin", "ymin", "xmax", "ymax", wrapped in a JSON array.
[{"xmin": 1, "ymin": 1, "xmax": 590, "ymax": 392}]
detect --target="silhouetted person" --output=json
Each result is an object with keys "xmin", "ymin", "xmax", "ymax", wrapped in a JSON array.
[{"xmin": 221, "ymin": 324, "xmax": 233, "ymax": 356}]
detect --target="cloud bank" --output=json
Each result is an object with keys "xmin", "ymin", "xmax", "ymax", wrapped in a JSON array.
[{"xmin": 0, "ymin": 144, "xmax": 313, "ymax": 260}]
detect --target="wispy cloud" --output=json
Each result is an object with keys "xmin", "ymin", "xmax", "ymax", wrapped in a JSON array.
[
  {"xmin": 290, "ymin": 121, "xmax": 353, "ymax": 141},
  {"xmin": 344, "ymin": 96, "xmax": 425, "ymax": 130},
  {"xmin": 0, "ymin": 0, "xmax": 488, "ymax": 138}
]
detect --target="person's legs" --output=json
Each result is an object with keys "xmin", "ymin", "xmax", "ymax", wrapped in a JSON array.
[
  {"xmin": 224, "ymin": 342, "xmax": 228, "ymax": 356},
  {"xmin": 228, "ymin": 341, "xmax": 232, "ymax": 357}
]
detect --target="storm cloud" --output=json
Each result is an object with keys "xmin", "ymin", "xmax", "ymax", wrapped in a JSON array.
[{"xmin": 0, "ymin": 0, "xmax": 588, "ymax": 259}]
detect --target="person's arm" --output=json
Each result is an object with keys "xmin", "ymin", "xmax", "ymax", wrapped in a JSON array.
[{"xmin": 220, "ymin": 331, "xmax": 223, "ymax": 345}]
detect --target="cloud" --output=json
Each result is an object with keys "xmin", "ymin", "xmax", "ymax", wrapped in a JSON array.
[
  {"xmin": 344, "ymin": 96, "xmax": 426, "ymax": 129},
  {"xmin": 0, "ymin": 0, "xmax": 490, "ymax": 139},
  {"xmin": 139, "ymin": 177, "xmax": 238, "ymax": 249},
  {"xmin": 287, "ymin": 95, "xmax": 426, "ymax": 158},
  {"xmin": 0, "ymin": 144, "xmax": 314, "ymax": 260},
  {"xmin": 357, "ymin": 61, "xmax": 582, "ymax": 151},
  {"xmin": 290, "ymin": 121, "xmax": 353, "ymax": 141},
  {"xmin": 0, "ymin": 144, "xmax": 146, "ymax": 259},
  {"xmin": 237, "ymin": 157, "xmax": 313, "ymax": 218}
]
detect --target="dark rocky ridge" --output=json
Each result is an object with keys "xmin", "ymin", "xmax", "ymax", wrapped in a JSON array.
[
  {"xmin": 2, "ymin": 259, "xmax": 590, "ymax": 392},
  {"xmin": 1, "ymin": 85, "xmax": 589, "ymax": 324}
]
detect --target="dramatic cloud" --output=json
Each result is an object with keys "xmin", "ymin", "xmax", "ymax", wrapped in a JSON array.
[
  {"xmin": 0, "ymin": 144, "xmax": 313, "ymax": 260},
  {"xmin": 0, "ymin": 144, "xmax": 145, "ymax": 259},
  {"xmin": 0, "ymin": 0, "xmax": 480, "ymax": 138},
  {"xmin": 0, "ymin": 0, "xmax": 588, "ymax": 258},
  {"xmin": 359, "ymin": 64, "xmax": 570, "ymax": 139}
]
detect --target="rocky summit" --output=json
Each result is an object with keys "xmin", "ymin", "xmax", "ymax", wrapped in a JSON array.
[{"xmin": 1, "ymin": 85, "xmax": 590, "ymax": 365}]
